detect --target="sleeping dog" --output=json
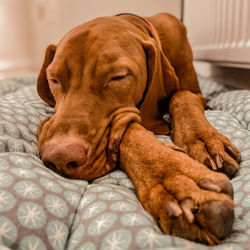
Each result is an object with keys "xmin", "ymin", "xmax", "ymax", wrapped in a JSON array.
[{"xmin": 37, "ymin": 13, "xmax": 240, "ymax": 244}]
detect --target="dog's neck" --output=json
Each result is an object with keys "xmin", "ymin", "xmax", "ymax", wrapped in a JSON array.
[{"xmin": 115, "ymin": 13, "xmax": 161, "ymax": 47}]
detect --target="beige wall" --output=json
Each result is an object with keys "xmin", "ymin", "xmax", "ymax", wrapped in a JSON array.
[
  {"xmin": 0, "ymin": 0, "xmax": 181, "ymax": 78},
  {"xmin": 58, "ymin": 0, "xmax": 181, "ymax": 35},
  {"xmin": 0, "ymin": 0, "xmax": 33, "ymax": 78}
]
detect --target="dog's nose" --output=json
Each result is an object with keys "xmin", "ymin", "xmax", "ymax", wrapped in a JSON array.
[{"xmin": 41, "ymin": 138, "xmax": 88, "ymax": 172}]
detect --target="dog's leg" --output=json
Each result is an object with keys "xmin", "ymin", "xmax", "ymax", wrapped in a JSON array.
[
  {"xmin": 149, "ymin": 14, "xmax": 240, "ymax": 177},
  {"xmin": 119, "ymin": 123, "xmax": 234, "ymax": 245},
  {"xmin": 169, "ymin": 90, "xmax": 241, "ymax": 178}
]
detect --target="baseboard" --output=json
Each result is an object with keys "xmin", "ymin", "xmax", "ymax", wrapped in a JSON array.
[
  {"xmin": 194, "ymin": 61, "xmax": 250, "ymax": 90},
  {"xmin": 0, "ymin": 59, "xmax": 35, "ymax": 80}
]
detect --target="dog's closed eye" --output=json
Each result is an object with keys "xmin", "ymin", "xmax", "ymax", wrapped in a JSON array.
[
  {"xmin": 104, "ymin": 73, "xmax": 129, "ymax": 87},
  {"xmin": 50, "ymin": 79, "xmax": 59, "ymax": 84},
  {"xmin": 110, "ymin": 74, "xmax": 127, "ymax": 81}
]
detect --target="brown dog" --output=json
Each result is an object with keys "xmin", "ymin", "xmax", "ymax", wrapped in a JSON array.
[{"xmin": 37, "ymin": 13, "xmax": 241, "ymax": 244}]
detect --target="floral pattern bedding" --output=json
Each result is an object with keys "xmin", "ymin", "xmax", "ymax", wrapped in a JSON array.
[{"xmin": 0, "ymin": 74, "xmax": 250, "ymax": 250}]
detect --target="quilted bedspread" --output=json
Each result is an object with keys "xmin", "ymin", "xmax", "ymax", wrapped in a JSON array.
[{"xmin": 0, "ymin": 74, "xmax": 250, "ymax": 250}]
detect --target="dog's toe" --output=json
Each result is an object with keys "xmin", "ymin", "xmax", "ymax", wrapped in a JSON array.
[
  {"xmin": 198, "ymin": 179, "xmax": 222, "ymax": 193},
  {"xmin": 196, "ymin": 200, "xmax": 234, "ymax": 239}
]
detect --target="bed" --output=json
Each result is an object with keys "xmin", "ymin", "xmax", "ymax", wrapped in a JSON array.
[{"xmin": 0, "ymin": 74, "xmax": 249, "ymax": 249}]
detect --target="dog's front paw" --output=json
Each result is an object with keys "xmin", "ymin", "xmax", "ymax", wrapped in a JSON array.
[
  {"xmin": 120, "ymin": 123, "xmax": 235, "ymax": 245},
  {"xmin": 141, "ymin": 155, "xmax": 234, "ymax": 245},
  {"xmin": 173, "ymin": 128, "xmax": 241, "ymax": 178}
]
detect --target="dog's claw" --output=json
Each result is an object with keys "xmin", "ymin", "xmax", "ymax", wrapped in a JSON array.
[
  {"xmin": 166, "ymin": 201, "xmax": 182, "ymax": 217},
  {"xmin": 198, "ymin": 179, "xmax": 222, "ymax": 193},
  {"xmin": 205, "ymin": 158, "xmax": 217, "ymax": 171},
  {"xmin": 164, "ymin": 143, "xmax": 186, "ymax": 154},
  {"xmin": 172, "ymin": 146, "xmax": 186, "ymax": 153},
  {"xmin": 181, "ymin": 198, "xmax": 195, "ymax": 223},
  {"xmin": 226, "ymin": 145, "xmax": 241, "ymax": 162},
  {"xmin": 215, "ymin": 155, "xmax": 223, "ymax": 169}
]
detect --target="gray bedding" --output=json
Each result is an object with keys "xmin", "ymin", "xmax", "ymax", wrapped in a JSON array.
[{"xmin": 0, "ymin": 74, "xmax": 249, "ymax": 249}]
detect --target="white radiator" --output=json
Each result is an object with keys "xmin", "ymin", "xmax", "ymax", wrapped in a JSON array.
[{"xmin": 184, "ymin": 0, "xmax": 250, "ymax": 65}]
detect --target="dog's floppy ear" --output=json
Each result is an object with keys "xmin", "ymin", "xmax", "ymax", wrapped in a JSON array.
[
  {"xmin": 37, "ymin": 44, "xmax": 56, "ymax": 106},
  {"xmin": 139, "ymin": 39, "xmax": 179, "ymax": 134}
]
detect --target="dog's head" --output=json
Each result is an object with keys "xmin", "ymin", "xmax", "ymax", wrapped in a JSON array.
[{"xmin": 37, "ymin": 14, "xmax": 179, "ymax": 180}]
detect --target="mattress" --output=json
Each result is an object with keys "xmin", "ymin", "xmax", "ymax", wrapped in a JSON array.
[{"xmin": 0, "ymin": 74, "xmax": 249, "ymax": 249}]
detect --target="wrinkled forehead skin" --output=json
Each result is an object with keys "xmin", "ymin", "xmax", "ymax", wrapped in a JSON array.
[
  {"xmin": 47, "ymin": 16, "xmax": 149, "ymax": 110},
  {"xmin": 39, "ymin": 15, "xmax": 150, "ymax": 180},
  {"xmin": 51, "ymin": 16, "xmax": 147, "ymax": 80}
]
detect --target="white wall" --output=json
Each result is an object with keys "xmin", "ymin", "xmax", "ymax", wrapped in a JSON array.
[
  {"xmin": 0, "ymin": 0, "xmax": 181, "ymax": 77},
  {"xmin": 184, "ymin": 0, "xmax": 250, "ymax": 66}
]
